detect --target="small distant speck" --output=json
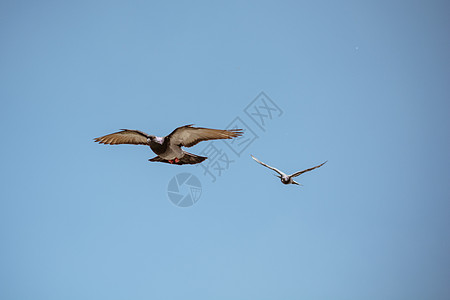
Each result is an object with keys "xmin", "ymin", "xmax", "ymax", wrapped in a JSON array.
[{"xmin": 355, "ymin": 46, "xmax": 359, "ymax": 51}]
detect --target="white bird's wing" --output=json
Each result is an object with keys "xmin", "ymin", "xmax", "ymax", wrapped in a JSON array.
[
  {"xmin": 94, "ymin": 129, "xmax": 151, "ymax": 145},
  {"xmin": 251, "ymin": 155, "xmax": 286, "ymax": 176},
  {"xmin": 168, "ymin": 124, "xmax": 243, "ymax": 148},
  {"xmin": 290, "ymin": 161, "xmax": 327, "ymax": 177}
]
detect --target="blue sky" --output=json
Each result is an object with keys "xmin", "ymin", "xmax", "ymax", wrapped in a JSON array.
[{"xmin": 1, "ymin": 0, "xmax": 449, "ymax": 299}]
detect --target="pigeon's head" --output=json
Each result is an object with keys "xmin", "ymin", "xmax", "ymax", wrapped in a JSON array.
[{"xmin": 148, "ymin": 135, "xmax": 164, "ymax": 145}]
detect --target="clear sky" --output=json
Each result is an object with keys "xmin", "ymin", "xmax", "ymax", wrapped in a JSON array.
[{"xmin": 1, "ymin": 1, "xmax": 449, "ymax": 299}]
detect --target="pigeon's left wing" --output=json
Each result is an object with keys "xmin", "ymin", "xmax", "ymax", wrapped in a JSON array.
[
  {"xmin": 168, "ymin": 124, "xmax": 243, "ymax": 147},
  {"xmin": 251, "ymin": 155, "xmax": 286, "ymax": 176},
  {"xmin": 290, "ymin": 161, "xmax": 327, "ymax": 177},
  {"xmin": 94, "ymin": 129, "xmax": 151, "ymax": 145}
]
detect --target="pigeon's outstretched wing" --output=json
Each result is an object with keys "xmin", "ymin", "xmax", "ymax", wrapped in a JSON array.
[
  {"xmin": 168, "ymin": 124, "xmax": 243, "ymax": 148},
  {"xmin": 251, "ymin": 155, "xmax": 286, "ymax": 176},
  {"xmin": 94, "ymin": 129, "xmax": 151, "ymax": 145},
  {"xmin": 290, "ymin": 161, "xmax": 327, "ymax": 177}
]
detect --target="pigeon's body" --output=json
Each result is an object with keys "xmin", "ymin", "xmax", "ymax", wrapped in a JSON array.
[
  {"xmin": 148, "ymin": 136, "xmax": 181, "ymax": 159},
  {"xmin": 280, "ymin": 175, "xmax": 293, "ymax": 185},
  {"xmin": 148, "ymin": 137, "xmax": 205, "ymax": 164},
  {"xmin": 94, "ymin": 125, "xmax": 243, "ymax": 165},
  {"xmin": 251, "ymin": 155, "xmax": 326, "ymax": 185},
  {"xmin": 148, "ymin": 136, "xmax": 168, "ymax": 156}
]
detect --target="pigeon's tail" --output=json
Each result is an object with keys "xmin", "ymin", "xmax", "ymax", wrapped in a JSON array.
[
  {"xmin": 180, "ymin": 152, "xmax": 207, "ymax": 165},
  {"xmin": 148, "ymin": 153, "xmax": 207, "ymax": 165}
]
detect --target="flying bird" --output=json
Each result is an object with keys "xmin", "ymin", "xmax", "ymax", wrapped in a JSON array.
[
  {"xmin": 94, "ymin": 125, "xmax": 243, "ymax": 165},
  {"xmin": 251, "ymin": 155, "xmax": 326, "ymax": 185}
]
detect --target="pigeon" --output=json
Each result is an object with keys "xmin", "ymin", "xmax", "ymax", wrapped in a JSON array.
[
  {"xmin": 251, "ymin": 155, "xmax": 326, "ymax": 185},
  {"xmin": 94, "ymin": 124, "xmax": 243, "ymax": 165}
]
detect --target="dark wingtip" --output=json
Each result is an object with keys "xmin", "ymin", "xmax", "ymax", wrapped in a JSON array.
[{"xmin": 229, "ymin": 128, "xmax": 244, "ymax": 137}]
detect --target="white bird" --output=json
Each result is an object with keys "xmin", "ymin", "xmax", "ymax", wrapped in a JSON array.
[{"xmin": 251, "ymin": 155, "xmax": 326, "ymax": 185}]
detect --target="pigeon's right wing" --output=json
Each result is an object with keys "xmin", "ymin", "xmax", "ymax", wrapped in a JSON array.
[
  {"xmin": 94, "ymin": 129, "xmax": 151, "ymax": 145},
  {"xmin": 168, "ymin": 124, "xmax": 243, "ymax": 148},
  {"xmin": 251, "ymin": 155, "xmax": 285, "ymax": 176},
  {"xmin": 290, "ymin": 161, "xmax": 327, "ymax": 177}
]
